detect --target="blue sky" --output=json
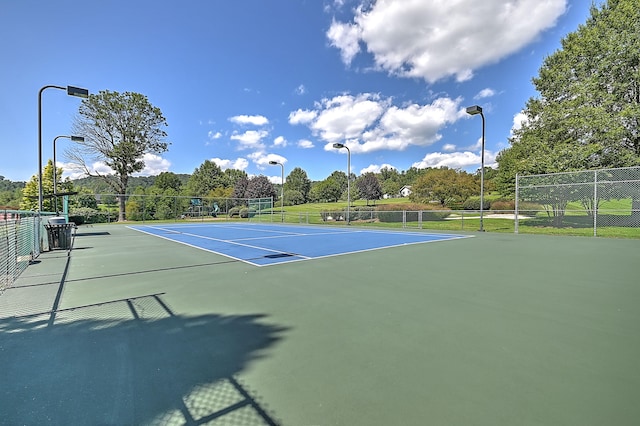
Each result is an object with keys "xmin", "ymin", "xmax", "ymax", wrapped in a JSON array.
[{"xmin": 0, "ymin": 0, "xmax": 595, "ymax": 184}]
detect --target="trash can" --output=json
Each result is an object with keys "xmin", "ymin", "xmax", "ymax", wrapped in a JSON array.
[{"xmin": 45, "ymin": 223, "xmax": 74, "ymax": 250}]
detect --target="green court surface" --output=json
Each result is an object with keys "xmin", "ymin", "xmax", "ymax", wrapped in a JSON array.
[{"xmin": 1, "ymin": 224, "xmax": 639, "ymax": 425}]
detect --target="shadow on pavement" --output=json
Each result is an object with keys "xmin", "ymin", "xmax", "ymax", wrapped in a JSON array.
[{"xmin": 0, "ymin": 295, "xmax": 287, "ymax": 425}]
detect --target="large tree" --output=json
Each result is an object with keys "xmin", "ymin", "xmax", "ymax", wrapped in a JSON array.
[
  {"xmin": 497, "ymin": 0, "xmax": 640, "ymax": 195},
  {"xmin": 356, "ymin": 172, "xmax": 383, "ymax": 204},
  {"xmin": 69, "ymin": 90, "xmax": 169, "ymax": 221},
  {"xmin": 185, "ymin": 160, "xmax": 225, "ymax": 196},
  {"xmin": 284, "ymin": 167, "xmax": 311, "ymax": 202},
  {"xmin": 410, "ymin": 167, "xmax": 478, "ymax": 207}
]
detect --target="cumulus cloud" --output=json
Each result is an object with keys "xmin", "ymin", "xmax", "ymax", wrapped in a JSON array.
[
  {"xmin": 288, "ymin": 109, "xmax": 318, "ymax": 125},
  {"xmin": 327, "ymin": 0, "xmax": 567, "ymax": 83},
  {"xmin": 360, "ymin": 163, "xmax": 396, "ymax": 174},
  {"xmin": 474, "ymin": 88, "xmax": 496, "ymax": 99},
  {"xmin": 273, "ymin": 136, "xmax": 287, "ymax": 147},
  {"xmin": 248, "ymin": 151, "xmax": 287, "ymax": 169},
  {"xmin": 230, "ymin": 130, "xmax": 269, "ymax": 150},
  {"xmin": 229, "ymin": 115, "xmax": 269, "ymax": 126},
  {"xmin": 290, "ymin": 93, "xmax": 465, "ymax": 154},
  {"xmin": 442, "ymin": 144, "xmax": 457, "ymax": 152},
  {"xmin": 211, "ymin": 157, "xmax": 249, "ymax": 171},
  {"xmin": 412, "ymin": 150, "xmax": 497, "ymax": 170},
  {"xmin": 62, "ymin": 154, "xmax": 171, "ymax": 179},
  {"xmin": 295, "ymin": 84, "xmax": 306, "ymax": 95},
  {"xmin": 297, "ymin": 139, "xmax": 314, "ymax": 149},
  {"xmin": 510, "ymin": 111, "xmax": 529, "ymax": 137}
]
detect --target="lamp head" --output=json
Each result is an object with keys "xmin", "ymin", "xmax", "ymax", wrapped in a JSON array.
[
  {"xmin": 268, "ymin": 161, "xmax": 278, "ymax": 165},
  {"xmin": 333, "ymin": 143, "xmax": 345, "ymax": 149},
  {"xmin": 67, "ymin": 86, "xmax": 89, "ymax": 98},
  {"xmin": 70, "ymin": 136, "xmax": 85, "ymax": 142},
  {"xmin": 466, "ymin": 105, "xmax": 483, "ymax": 115}
]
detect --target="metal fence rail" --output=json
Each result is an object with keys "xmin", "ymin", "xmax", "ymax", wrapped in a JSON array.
[
  {"xmin": 516, "ymin": 166, "xmax": 640, "ymax": 236},
  {"xmin": 1, "ymin": 210, "xmax": 50, "ymax": 293}
]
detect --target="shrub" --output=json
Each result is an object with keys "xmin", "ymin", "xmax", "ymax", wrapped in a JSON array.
[
  {"xmin": 239, "ymin": 208, "xmax": 256, "ymax": 218},
  {"xmin": 349, "ymin": 206, "xmax": 376, "ymax": 221},
  {"xmin": 375, "ymin": 203, "xmax": 450, "ymax": 222},
  {"xmin": 463, "ymin": 197, "xmax": 484, "ymax": 210},
  {"xmin": 490, "ymin": 200, "xmax": 515, "ymax": 212},
  {"xmin": 228, "ymin": 207, "xmax": 240, "ymax": 218}
]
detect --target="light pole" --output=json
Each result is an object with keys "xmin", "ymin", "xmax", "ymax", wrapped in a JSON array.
[
  {"xmin": 466, "ymin": 105, "xmax": 485, "ymax": 232},
  {"xmin": 268, "ymin": 160, "xmax": 284, "ymax": 222},
  {"xmin": 333, "ymin": 143, "xmax": 351, "ymax": 224},
  {"xmin": 53, "ymin": 135, "xmax": 84, "ymax": 213},
  {"xmin": 38, "ymin": 85, "xmax": 89, "ymax": 212}
]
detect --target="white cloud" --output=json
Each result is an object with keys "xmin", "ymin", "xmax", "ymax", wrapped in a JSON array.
[
  {"xmin": 360, "ymin": 163, "xmax": 396, "ymax": 174},
  {"xmin": 327, "ymin": 19, "xmax": 361, "ymax": 65},
  {"xmin": 230, "ymin": 130, "xmax": 269, "ymax": 150},
  {"xmin": 474, "ymin": 88, "xmax": 496, "ymax": 99},
  {"xmin": 229, "ymin": 115, "xmax": 269, "ymax": 126},
  {"xmin": 294, "ymin": 93, "xmax": 464, "ymax": 154},
  {"xmin": 510, "ymin": 111, "xmax": 529, "ymax": 137},
  {"xmin": 412, "ymin": 150, "xmax": 497, "ymax": 170},
  {"xmin": 62, "ymin": 154, "xmax": 171, "ymax": 179},
  {"xmin": 136, "ymin": 154, "xmax": 172, "ymax": 176},
  {"xmin": 295, "ymin": 84, "xmax": 306, "ymax": 95},
  {"xmin": 327, "ymin": 0, "xmax": 567, "ymax": 83},
  {"xmin": 273, "ymin": 136, "xmax": 287, "ymax": 147},
  {"xmin": 211, "ymin": 157, "xmax": 249, "ymax": 171},
  {"xmin": 288, "ymin": 109, "xmax": 318, "ymax": 125},
  {"xmin": 208, "ymin": 131, "xmax": 222, "ymax": 140},
  {"xmin": 443, "ymin": 144, "xmax": 456, "ymax": 152},
  {"xmin": 297, "ymin": 139, "xmax": 314, "ymax": 149},
  {"xmin": 248, "ymin": 152, "xmax": 287, "ymax": 169}
]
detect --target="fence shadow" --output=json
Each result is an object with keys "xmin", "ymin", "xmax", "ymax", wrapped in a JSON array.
[{"xmin": 0, "ymin": 296, "xmax": 287, "ymax": 425}]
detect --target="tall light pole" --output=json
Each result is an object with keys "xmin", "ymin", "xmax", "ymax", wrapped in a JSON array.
[
  {"xmin": 466, "ymin": 105, "xmax": 485, "ymax": 232},
  {"xmin": 38, "ymin": 85, "xmax": 89, "ymax": 212},
  {"xmin": 333, "ymin": 143, "xmax": 351, "ymax": 224},
  {"xmin": 53, "ymin": 135, "xmax": 84, "ymax": 213},
  {"xmin": 268, "ymin": 160, "xmax": 284, "ymax": 222}
]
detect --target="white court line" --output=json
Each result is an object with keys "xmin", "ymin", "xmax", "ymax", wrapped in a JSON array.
[{"xmin": 133, "ymin": 225, "xmax": 312, "ymax": 259}]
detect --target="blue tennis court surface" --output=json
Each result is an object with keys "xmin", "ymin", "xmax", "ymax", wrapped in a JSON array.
[{"xmin": 129, "ymin": 223, "xmax": 470, "ymax": 266}]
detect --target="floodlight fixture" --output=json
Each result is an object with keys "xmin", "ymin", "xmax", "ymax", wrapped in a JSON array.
[
  {"xmin": 38, "ymin": 84, "xmax": 89, "ymax": 211},
  {"xmin": 268, "ymin": 160, "xmax": 285, "ymax": 222},
  {"xmin": 466, "ymin": 105, "xmax": 486, "ymax": 231},
  {"xmin": 333, "ymin": 143, "xmax": 351, "ymax": 224}
]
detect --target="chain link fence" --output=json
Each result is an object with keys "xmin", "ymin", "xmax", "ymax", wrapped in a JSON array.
[
  {"xmin": 1, "ymin": 210, "xmax": 52, "ymax": 293},
  {"xmin": 516, "ymin": 166, "xmax": 640, "ymax": 236}
]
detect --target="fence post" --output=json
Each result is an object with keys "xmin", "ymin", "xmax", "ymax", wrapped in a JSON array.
[
  {"xmin": 514, "ymin": 173, "xmax": 519, "ymax": 234},
  {"xmin": 593, "ymin": 170, "xmax": 598, "ymax": 237}
]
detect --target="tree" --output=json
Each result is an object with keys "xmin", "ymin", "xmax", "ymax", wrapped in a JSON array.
[
  {"xmin": 21, "ymin": 160, "xmax": 73, "ymax": 212},
  {"xmin": 154, "ymin": 171, "xmax": 182, "ymax": 192},
  {"xmin": 231, "ymin": 176, "xmax": 249, "ymax": 204},
  {"xmin": 186, "ymin": 160, "xmax": 225, "ymax": 196},
  {"xmin": 245, "ymin": 175, "xmax": 276, "ymax": 200},
  {"xmin": 497, "ymin": 0, "xmax": 640, "ymax": 192},
  {"xmin": 410, "ymin": 167, "xmax": 478, "ymax": 207},
  {"xmin": 356, "ymin": 173, "xmax": 383, "ymax": 204},
  {"xmin": 284, "ymin": 167, "xmax": 311, "ymax": 202},
  {"xmin": 223, "ymin": 168, "xmax": 248, "ymax": 188},
  {"xmin": 69, "ymin": 90, "xmax": 169, "ymax": 221}
]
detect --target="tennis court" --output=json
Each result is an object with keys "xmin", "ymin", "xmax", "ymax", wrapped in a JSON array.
[
  {"xmin": 128, "ymin": 223, "xmax": 470, "ymax": 266},
  {"xmin": 1, "ymin": 222, "xmax": 638, "ymax": 425}
]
